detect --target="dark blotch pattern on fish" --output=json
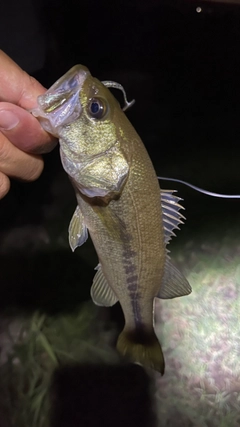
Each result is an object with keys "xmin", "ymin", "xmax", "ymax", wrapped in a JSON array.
[
  {"xmin": 128, "ymin": 283, "xmax": 137, "ymax": 292},
  {"xmin": 118, "ymin": 217, "xmax": 142, "ymax": 325},
  {"xmin": 130, "ymin": 297, "xmax": 144, "ymax": 327},
  {"xmin": 126, "ymin": 275, "xmax": 138, "ymax": 284},
  {"xmin": 124, "ymin": 265, "xmax": 136, "ymax": 275}
]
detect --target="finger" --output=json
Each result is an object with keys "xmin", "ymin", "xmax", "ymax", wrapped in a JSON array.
[
  {"xmin": 0, "ymin": 103, "xmax": 57, "ymax": 154},
  {"xmin": 0, "ymin": 171, "xmax": 10, "ymax": 199},
  {"xmin": 0, "ymin": 132, "xmax": 44, "ymax": 181},
  {"xmin": 0, "ymin": 50, "xmax": 46, "ymax": 109},
  {"xmin": 0, "ymin": 51, "xmax": 57, "ymax": 154}
]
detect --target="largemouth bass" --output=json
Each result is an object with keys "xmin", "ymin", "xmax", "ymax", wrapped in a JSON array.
[{"xmin": 32, "ymin": 65, "xmax": 191, "ymax": 374}]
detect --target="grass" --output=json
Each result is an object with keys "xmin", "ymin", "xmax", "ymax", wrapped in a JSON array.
[{"xmin": 0, "ymin": 303, "xmax": 119, "ymax": 427}]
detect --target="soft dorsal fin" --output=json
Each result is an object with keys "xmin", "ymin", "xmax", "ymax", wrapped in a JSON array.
[{"xmin": 161, "ymin": 189, "xmax": 185, "ymax": 245}]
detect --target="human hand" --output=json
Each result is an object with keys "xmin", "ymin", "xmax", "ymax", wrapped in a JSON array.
[{"xmin": 0, "ymin": 50, "xmax": 57, "ymax": 199}]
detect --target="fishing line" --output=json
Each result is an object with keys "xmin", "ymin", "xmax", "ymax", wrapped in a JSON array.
[{"xmin": 158, "ymin": 177, "xmax": 240, "ymax": 199}]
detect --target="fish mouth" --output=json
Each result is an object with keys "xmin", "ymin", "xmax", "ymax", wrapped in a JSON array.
[{"xmin": 31, "ymin": 65, "xmax": 90, "ymax": 136}]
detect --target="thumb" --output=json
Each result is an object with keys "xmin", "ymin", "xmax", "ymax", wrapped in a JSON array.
[{"xmin": 0, "ymin": 102, "xmax": 57, "ymax": 154}]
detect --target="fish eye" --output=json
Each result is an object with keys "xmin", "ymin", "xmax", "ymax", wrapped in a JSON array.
[{"xmin": 88, "ymin": 98, "xmax": 107, "ymax": 119}]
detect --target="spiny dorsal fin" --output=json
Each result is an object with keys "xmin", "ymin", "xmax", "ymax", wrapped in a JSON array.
[
  {"xmin": 91, "ymin": 264, "xmax": 119, "ymax": 307},
  {"xmin": 68, "ymin": 205, "xmax": 88, "ymax": 252},
  {"xmin": 157, "ymin": 257, "xmax": 191, "ymax": 299},
  {"xmin": 161, "ymin": 189, "xmax": 185, "ymax": 245}
]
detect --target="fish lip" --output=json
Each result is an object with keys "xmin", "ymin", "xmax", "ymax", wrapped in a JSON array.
[{"xmin": 31, "ymin": 65, "xmax": 90, "ymax": 136}]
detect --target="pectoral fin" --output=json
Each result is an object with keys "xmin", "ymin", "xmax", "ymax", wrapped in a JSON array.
[
  {"xmin": 68, "ymin": 205, "xmax": 88, "ymax": 252},
  {"xmin": 157, "ymin": 257, "xmax": 191, "ymax": 299},
  {"xmin": 90, "ymin": 265, "xmax": 118, "ymax": 306}
]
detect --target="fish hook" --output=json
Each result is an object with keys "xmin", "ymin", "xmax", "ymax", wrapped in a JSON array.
[{"xmin": 102, "ymin": 80, "xmax": 135, "ymax": 111}]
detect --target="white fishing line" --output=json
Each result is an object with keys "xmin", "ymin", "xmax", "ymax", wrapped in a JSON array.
[{"xmin": 158, "ymin": 177, "xmax": 240, "ymax": 199}]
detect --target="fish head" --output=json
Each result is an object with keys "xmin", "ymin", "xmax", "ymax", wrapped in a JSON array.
[{"xmin": 32, "ymin": 65, "xmax": 130, "ymax": 199}]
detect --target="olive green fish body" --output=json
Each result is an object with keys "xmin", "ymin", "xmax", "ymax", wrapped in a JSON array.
[
  {"xmin": 32, "ymin": 65, "xmax": 192, "ymax": 374},
  {"xmin": 75, "ymin": 130, "xmax": 166, "ymax": 372},
  {"xmin": 76, "ymin": 133, "xmax": 165, "ymax": 322}
]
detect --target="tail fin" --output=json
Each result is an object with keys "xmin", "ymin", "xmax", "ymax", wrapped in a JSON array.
[{"xmin": 116, "ymin": 329, "xmax": 165, "ymax": 375}]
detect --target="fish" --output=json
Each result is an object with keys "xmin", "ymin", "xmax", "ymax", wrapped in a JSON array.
[{"xmin": 32, "ymin": 65, "xmax": 192, "ymax": 374}]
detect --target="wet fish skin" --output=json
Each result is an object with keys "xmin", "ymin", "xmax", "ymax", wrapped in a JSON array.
[
  {"xmin": 32, "ymin": 65, "xmax": 191, "ymax": 374},
  {"xmin": 74, "ymin": 121, "xmax": 166, "ymax": 373}
]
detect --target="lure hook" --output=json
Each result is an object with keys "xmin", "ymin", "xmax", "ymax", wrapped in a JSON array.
[{"xmin": 102, "ymin": 80, "xmax": 135, "ymax": 111}]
